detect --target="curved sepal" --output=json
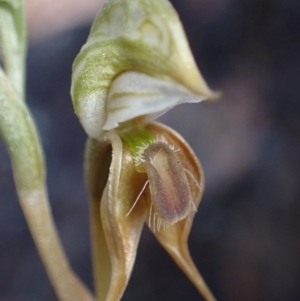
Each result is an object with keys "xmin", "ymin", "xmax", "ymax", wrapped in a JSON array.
[{"xmin": 99, "ymin": 132, "xmax": 148, "ymax": 301}]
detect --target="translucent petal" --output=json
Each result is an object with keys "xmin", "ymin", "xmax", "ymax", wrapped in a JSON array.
[{"xmin": 103, "ymin": 71, "xmax": 205, "ymax": 131}]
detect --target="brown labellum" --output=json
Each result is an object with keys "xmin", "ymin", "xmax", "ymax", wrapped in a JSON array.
[{"xmin": 143, "ymin": 141, "xmax": 193, "ymax": 224}]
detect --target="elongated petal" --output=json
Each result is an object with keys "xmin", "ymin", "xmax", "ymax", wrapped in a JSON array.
[
  {"xmin": 85, "ymin": 138, "xmax": 112, "ymax": 301},
  {"xmin": 145, "ymin": 123, "xmax": 217, "ymax": 301},
  {"xmin": 71, "ymin": 0, "xmax": 217, "ymax": 139},
  {"xmin": 100, "ymin": 132, "xmax": 148, "ymax": 301}
]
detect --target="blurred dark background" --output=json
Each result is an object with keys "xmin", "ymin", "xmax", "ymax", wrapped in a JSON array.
[{"xmin": 1, "ymin": 0, "xmax": 300, "ymax": 300}]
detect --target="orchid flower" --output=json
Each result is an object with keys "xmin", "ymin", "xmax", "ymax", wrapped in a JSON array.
[
  {"xmin": 85, "ymin": 123, "xmax": 217, "ymax": 301},
  {"xmin": 71, "ymin": 0, "xmax": 218, "ymax": 301}
]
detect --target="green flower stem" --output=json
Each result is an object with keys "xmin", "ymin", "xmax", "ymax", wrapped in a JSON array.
[
  {"xmin": 0, "ymin": 69, "xmax": 93, "ymax": 301},
  {"xmin": 0, "ymin": 0, "xmax": 26, "ymax": 98},
  {"xmin": 1, "ymin": 2, "xmax": 94, "ymax": 299},
  {"xmin": 0, "ymin": 68, "xmax": 43, "ymax": 200}
]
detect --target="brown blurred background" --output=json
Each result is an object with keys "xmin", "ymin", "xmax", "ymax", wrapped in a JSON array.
[{"xmin": 1, "ymin": 0, "xmax": 300, "ymax": 300}]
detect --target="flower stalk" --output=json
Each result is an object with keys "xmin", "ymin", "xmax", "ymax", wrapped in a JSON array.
[{"xmin": 0, "ymin": 1, "xmax": 92, "ymax": 300}]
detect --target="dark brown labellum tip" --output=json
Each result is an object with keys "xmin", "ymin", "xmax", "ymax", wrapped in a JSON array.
[{"xmin": 143, "ymin": 141, "xmax": 193, "ymax": 224}]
